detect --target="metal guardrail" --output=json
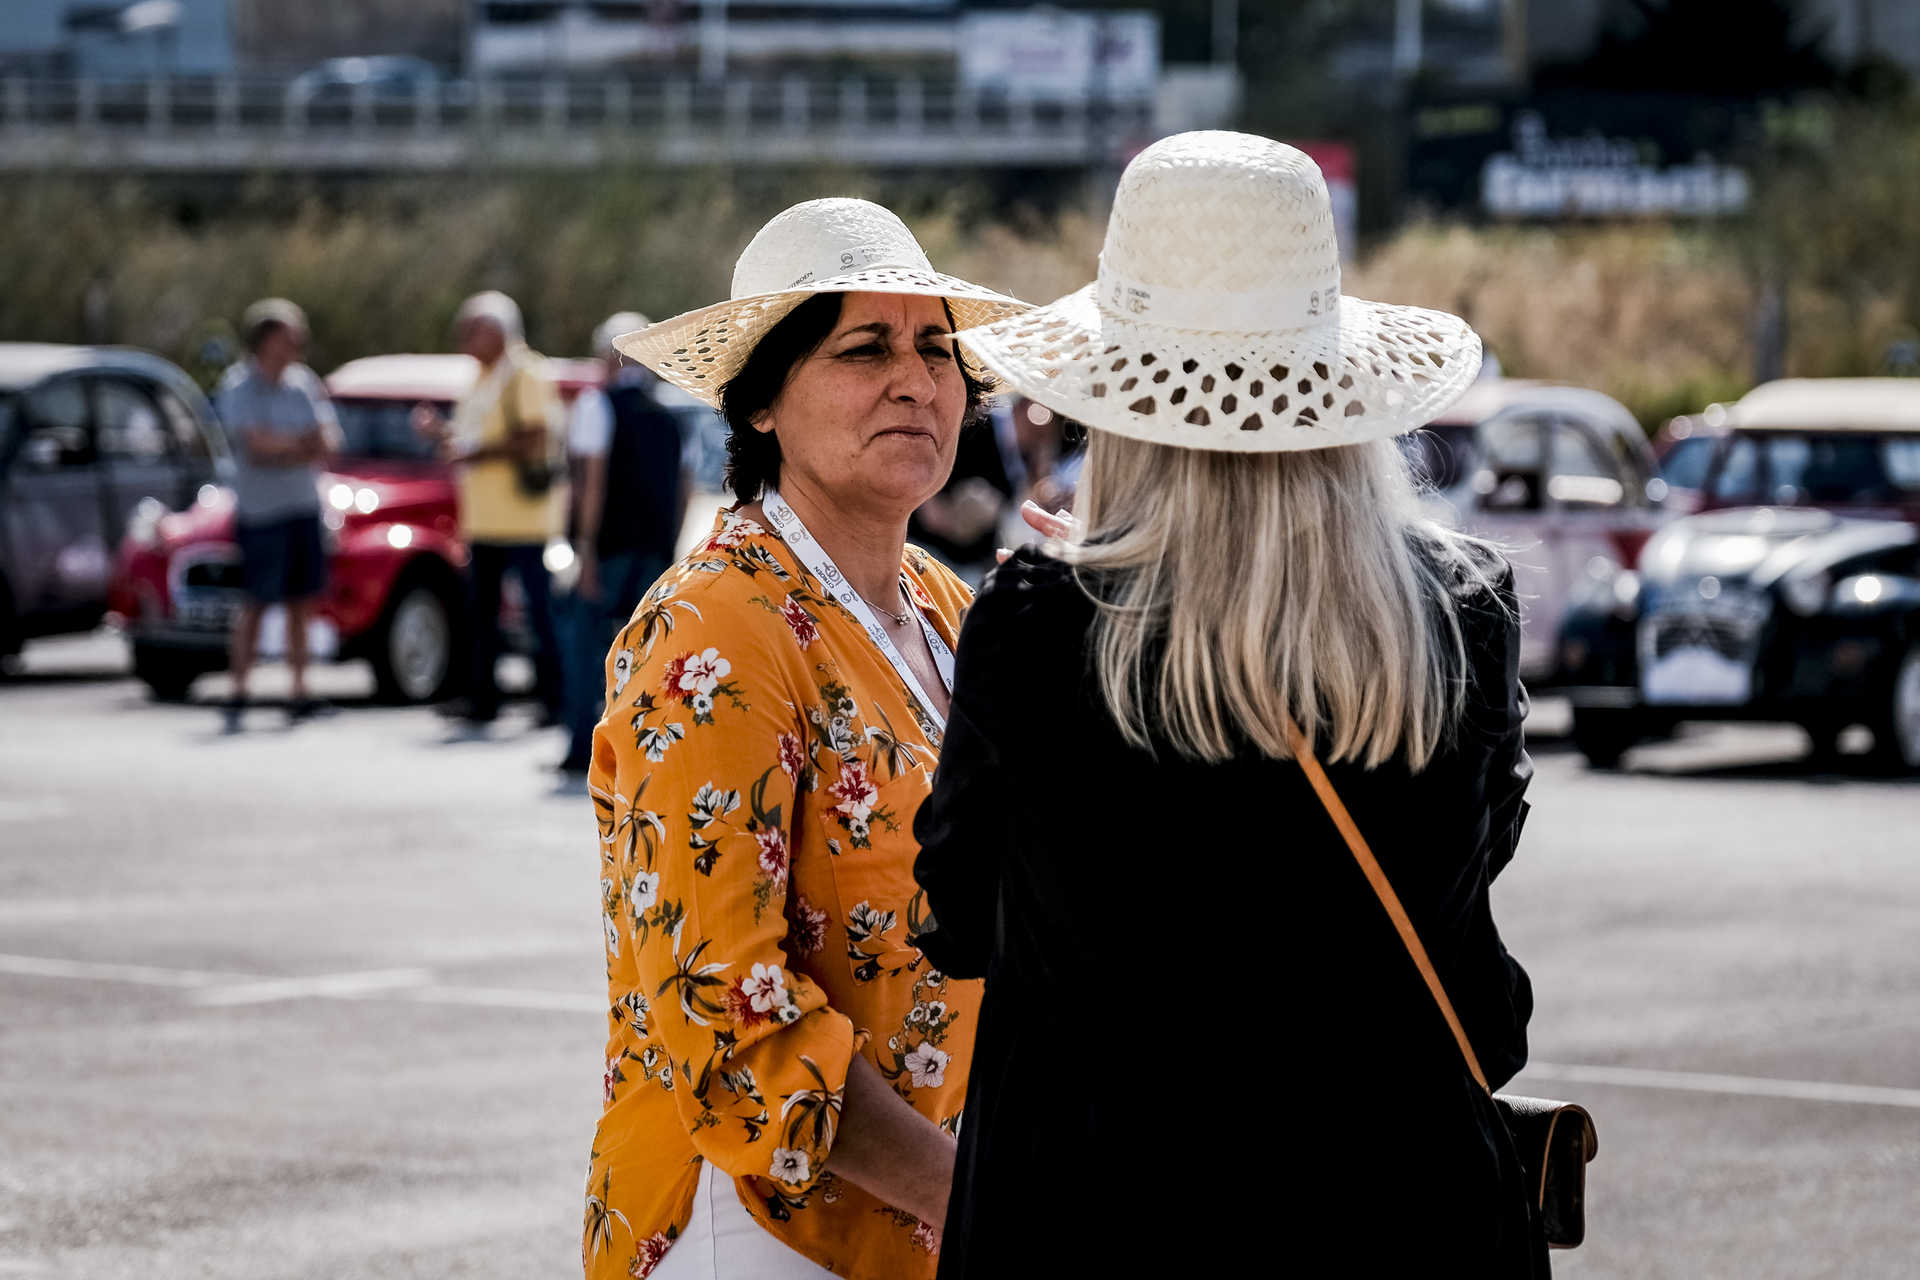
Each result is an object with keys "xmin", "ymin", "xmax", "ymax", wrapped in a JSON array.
[{"xmin": 0, "ymin": 74, "xmax": 1153, "ymax": 171}]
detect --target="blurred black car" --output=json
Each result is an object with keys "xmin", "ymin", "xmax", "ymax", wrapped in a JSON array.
[
  {"xmin": 0, "ymin": 344, "xmax": 227, "ymax": 664},
  {"xmin": 1560, "ymin": 379, "xmax": 1920, "ymax": 771},
  {"xmin": 289, "ymin": 56, "xmax": 442, "ymax": 106}
]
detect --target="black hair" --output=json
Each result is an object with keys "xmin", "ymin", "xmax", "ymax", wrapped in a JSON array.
[{"xmin": 718, "ymin": 292, "xmax": 992, "ymax": 505}]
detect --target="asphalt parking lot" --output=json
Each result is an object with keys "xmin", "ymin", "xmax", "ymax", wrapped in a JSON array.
[{"xmin": 3, "ymin": 634, "xmax": 1917, "ymax": 1278}]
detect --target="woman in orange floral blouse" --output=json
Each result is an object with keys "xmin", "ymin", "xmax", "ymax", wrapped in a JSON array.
[{"xmin": 582, "ymin": 199, "xmax": 1028, "ymax": 1280}]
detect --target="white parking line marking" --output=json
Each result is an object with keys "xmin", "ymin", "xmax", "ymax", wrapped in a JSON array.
[
  {"xmin": 403, "ymin": 984, "xmax": 603, "ymax": 1014},
  {"xmin": 19, "ymin": 951, "xmax": 1902, "ymax": 1109},
  {"xmin": 0, "ymin": 953, "xmax": 239, "ymax": 986},
  {"xmin": 191, "ymin": 968, "xmax": 434, "ymax": 1007},
  {"xmin": 1520, "ymin": 1061, "xmax": 1920, "ymax": 1110},
  {"xmin": 0, "ymin": 798, "xmax": 71, "ymax": 822},
  {"xmin": 3, "ymin": 952, "xmax": 599, "ymax": 1012}
]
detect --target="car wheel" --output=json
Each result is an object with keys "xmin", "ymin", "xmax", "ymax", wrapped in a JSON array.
[
  {"xmin": 1871, "ymin": 645, "xmax": 1920, "ymax": 774},
  {"xmin": 371, "ymin": 576, "xmax": 459, "ymax": 704},
  {"xmin": 1571, "ymin": 706, "xmax": 1640, "ymax": 770},
  {"xmin": 133, "ymin": 643, "xmax": 203, "ymax": 702}
]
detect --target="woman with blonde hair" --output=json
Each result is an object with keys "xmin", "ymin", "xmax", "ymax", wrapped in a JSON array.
[{"xmin": 914, "ymin": 132, "xmax": 1548, "ymax": 1276}]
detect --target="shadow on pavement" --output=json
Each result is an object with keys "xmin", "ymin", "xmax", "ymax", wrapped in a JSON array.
[
  {"xmin": 0, "ymin": 668, "xmax": 131, "ymax": 687},
  {"xmin": 1619, "ymin": 754, "xmax": 1919, "ymax": 785}
]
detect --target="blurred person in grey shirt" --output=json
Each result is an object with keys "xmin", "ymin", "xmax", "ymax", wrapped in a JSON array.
[{"xmin": 213, "ymin": 298, "xmax": 340, "ymax": 729}]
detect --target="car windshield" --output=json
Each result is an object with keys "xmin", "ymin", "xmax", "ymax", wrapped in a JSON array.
[
  {"xmin": 1711, "ymin": 431, "xmax": 1920, "ymax": 507},
  {"xmin": 1401, "ymin": 423, "xmax": 1478, "ymax": 492},
  {"xmin": 333, "ymin": 397, "xmax": 444, "ymax": 462},
  {"xmin": 1660, "ymin": 435, "xmax": 1715, "ymax": 490}
]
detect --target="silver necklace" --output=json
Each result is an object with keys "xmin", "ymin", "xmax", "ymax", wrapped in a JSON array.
[{"xmin": 858, "ymin": 579, "xmax": 913, "ymax": 628}]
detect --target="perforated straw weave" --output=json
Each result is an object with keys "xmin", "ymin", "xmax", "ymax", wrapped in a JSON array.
[
  {"xmin": 614, "ymin": 199, "xmax": 1029, "ymax": 408},
  {"xmin": 955, "ymin": 132, "xmax": 1482, "ymax": 453}
]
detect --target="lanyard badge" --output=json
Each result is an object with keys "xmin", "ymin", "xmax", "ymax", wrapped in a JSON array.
[{"xmin": 761, "ymin": 488, "xmax": 955, "ymax": 739}]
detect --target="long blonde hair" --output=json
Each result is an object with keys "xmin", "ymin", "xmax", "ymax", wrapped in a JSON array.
[{"xmin": 1061, "ymin": 431, "xmax": 1497, "ymax": 771}]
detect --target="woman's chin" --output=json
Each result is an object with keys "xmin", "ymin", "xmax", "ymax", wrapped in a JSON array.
[{"xmin": 855, "ymin": 455, "xmax": 950, "ymax": 514}]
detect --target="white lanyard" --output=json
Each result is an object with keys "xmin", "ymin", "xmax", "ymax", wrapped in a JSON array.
[{"xmin": 761, "ymin": 487, "xmax": 955, "ymax": 739}]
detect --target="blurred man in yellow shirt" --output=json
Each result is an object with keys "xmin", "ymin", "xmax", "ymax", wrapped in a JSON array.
[{"xmin": 414, "ymin": 291, "xmax": 565, "ymax": 726}]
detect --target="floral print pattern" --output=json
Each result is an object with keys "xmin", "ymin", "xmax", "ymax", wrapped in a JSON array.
[{"xmin": 584, "ymin": 508, "xmax": 981, "ymax": 1280}]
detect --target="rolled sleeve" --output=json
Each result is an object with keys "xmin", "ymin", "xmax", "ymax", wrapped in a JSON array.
[
  {"xmin": 212, "ymin": 364, "xmax": 254, "ymax": 431},
  {"xmin": 592, "ymin": 585, "xmax": 856, "ymax": 1194},
  {"xmin": 294, "ymin": 366, "xmax": 341, "ymax": 449},
  {"xmin": 569, "ymin": 389, "xmax": 613, "ymax": 458}
]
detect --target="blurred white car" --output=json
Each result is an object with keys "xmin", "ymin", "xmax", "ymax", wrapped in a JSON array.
[{"xmin": 1404, "ymin": 378, "xmax": 1668, "ymax": 683}]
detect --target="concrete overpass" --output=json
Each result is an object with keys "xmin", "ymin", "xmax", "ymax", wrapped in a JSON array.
[{"xmin": 0, "ymin": 74, "xmax": 1154, "ymax": 172}]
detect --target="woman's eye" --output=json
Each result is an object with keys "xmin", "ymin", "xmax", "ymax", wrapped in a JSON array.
[
  {"xmin": 840, "ymin": 343, "xmax": 885, "ymax": 358},
  {"xmin": 920, "ymin": 344, "xmax": 955, "ymax": 362}
]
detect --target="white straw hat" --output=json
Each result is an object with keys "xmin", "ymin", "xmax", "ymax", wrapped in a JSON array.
[
  {"xmin": 955, "ymin": 131, "xmax": 1482, "ymax": 452},
  {"xmin": 614, "ymin": 198, "xmax": 1030, "ymax": 408}
]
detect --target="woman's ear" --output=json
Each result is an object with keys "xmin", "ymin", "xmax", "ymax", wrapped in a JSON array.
[{"xmin": 750, "ymin": 408, "xmax": 777, "ymax": 436}]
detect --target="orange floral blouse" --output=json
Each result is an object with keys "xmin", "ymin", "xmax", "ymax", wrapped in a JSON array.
[{"xmin": 584, "ymin": 507, "xmax": 982, "ymax": 1280}]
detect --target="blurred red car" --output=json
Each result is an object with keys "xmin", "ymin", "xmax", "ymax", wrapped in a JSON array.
[{"xmin": 109, "ymin": 353, "xmax": 599, "ymax": 703}]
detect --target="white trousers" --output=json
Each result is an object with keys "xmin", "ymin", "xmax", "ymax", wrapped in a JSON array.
[{"xmin": 649, "ymin": 1160, "xmax": 838, "ymax": 1280}]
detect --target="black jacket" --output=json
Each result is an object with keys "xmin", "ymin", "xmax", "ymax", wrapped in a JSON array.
[
  {"xmin": 913, "ymin": 542, "xmax": 1547, "ymax": 1278},
  {"xmin": 594, "ymin": 383, "xmax": 685, "ymax": 561}
]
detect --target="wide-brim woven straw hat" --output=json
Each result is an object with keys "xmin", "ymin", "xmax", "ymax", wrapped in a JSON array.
[
  {"xmin": 955, "ymin": 131, "xmax": 1482, "ymax": 453},
  {"xmin": 614, "ymin": 198, "xmax": 1030, "ymax": 408}
]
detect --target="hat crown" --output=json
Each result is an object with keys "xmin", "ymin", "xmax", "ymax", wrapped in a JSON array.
[
  {"xmin": 1097, "ymin": 132, "xmax": 1341, "ymax": 330},
  {"xmin": 731, "ymin": 198, "xmax": 936, "ymax": 299}
]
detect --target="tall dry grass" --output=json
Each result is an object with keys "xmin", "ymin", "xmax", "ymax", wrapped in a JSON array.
[
  {"xmin": 1, "ymin": 155, "xmax": 1911, "ymax": 429},
  {"xmin": 1348, "ymin": 222, "xmax": 1758, "ymax": 425}
]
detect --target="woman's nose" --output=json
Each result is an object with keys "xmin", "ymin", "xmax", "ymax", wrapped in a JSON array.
[{"xmin": 890, "ymin": 348, "xmax": 937, "ymax": 403}]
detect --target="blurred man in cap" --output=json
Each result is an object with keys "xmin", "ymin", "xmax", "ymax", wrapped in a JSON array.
[
  {"xmin": 214, "ymin": 298, "xmax": 340, "ymax": 730},
  {"xmin": 554, "ymin": 311, "xmax": 691, "ymax": 774},
  {"xmin": 414, "ymin": 290, "xmax": 566, "ymax": 727}
]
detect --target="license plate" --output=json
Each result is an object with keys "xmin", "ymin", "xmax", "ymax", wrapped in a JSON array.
[
  {"xmin": 1641, "ymin": 645, "xmax": 1753, "ymax": 705},
  {"xmin": 176, "ymin": 597, "xmax": 237, "ymax": 630}
]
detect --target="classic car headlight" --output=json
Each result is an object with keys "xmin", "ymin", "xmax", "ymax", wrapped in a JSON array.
[
  {"xmin": 1611, "ymin": 570, "xmax": 1641, "ymax": 613},
  {"xmin": 1779, "ymin": 571, "xmax": 1830, "ymax": 616},
  {"xmin": 126, "ymin": 497, "xmax": 169, "ymax": 549},
  {"xmin": 1576, "ymin": 560, "xmax": 1640, "ymax": 618},
  {"xmin": 1832, "ymin": 573, "xmax": 1920, "ymax": 611}
]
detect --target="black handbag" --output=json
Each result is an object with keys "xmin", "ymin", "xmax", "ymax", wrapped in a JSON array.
[{"xmin": 1284, "ymin": 716, "xmax": 1599, "ymax": 1249}]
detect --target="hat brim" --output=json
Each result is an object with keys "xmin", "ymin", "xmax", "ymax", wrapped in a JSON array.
[
  {"xmin": 613, "ymin": 267, "xmax": 1031, "ymax": 409},
  {"xmin": 955, "ymin": 283, "xmax": 1482, "ymax": 453}
]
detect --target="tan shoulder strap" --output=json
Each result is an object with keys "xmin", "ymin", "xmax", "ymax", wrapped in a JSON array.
[{"xmin": 1282, "ymin": 715, "xmax": 1490, "ymax": 1094}]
